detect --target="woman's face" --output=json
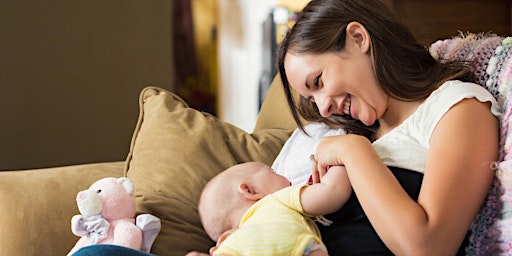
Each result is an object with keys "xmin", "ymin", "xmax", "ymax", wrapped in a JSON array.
[{"xmin": 284, "ymin": 48, "xmax": 389, "ymax": 126}]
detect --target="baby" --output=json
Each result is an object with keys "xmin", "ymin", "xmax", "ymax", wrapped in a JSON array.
[{"xmin": 187, "ymin": 161, "xmax": 351, "ymax": 256}]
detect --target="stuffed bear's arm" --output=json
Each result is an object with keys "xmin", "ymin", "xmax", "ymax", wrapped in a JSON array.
[
  {"xmin": 136, "ymin": 214, "xmax": 161, "ymax": 253},
  {"xmin": 71, "ymin": 215, "xmax": 89, "ymax": 237}
]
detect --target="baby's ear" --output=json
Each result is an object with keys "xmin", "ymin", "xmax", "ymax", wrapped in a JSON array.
[{"xmin": 238, "ymin": 183, "xmax": 264, "ymax": 201}]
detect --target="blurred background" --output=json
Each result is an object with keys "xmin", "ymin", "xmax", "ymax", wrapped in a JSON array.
[{"xmin": 0, "ymin": 0, "xmax": 510, "ymax": 170}]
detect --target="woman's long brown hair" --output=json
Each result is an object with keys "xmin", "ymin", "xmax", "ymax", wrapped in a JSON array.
[{"xmin": 277, "ymin": 0, "xmax": 473, "ymax": 140}]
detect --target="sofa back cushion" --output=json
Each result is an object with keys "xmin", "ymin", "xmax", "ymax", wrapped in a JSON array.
[
  {"xmin": 124, "ymin": 79, "xmax": 294, "ymax": 255},
  {"xmin": 254, "ymin": 75, "xmax": 299, "ymax": 131}
]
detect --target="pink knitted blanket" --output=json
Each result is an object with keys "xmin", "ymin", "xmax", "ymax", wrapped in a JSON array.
[{"xmin": 430, "ymin": 32, "xmax": 512, "ymax": 255}]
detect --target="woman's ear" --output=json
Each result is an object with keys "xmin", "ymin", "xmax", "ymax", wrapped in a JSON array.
[
  {"xmin": 346, "ymin": 21, "xmax": 370, "ymax": 53},
  {"xmin": 238, "ymin": 183, "xmax": 264, "ymax": 201}
]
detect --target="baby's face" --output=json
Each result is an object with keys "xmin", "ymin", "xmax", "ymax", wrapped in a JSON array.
[{"xmin": 245, "ymin": 162, "xmax": 291, "ymax": 195}]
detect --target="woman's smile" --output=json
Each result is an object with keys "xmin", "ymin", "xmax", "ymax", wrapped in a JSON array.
[{"xmin": 341, "ymin": 95, "xmax": 351, "ymax": 116}]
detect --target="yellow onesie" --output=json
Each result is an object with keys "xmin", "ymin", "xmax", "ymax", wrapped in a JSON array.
[{"xmin": 213, "ymin": 185, "xmax": 326, "ymax": 256}]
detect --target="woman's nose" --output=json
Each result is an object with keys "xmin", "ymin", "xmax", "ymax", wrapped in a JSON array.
[{"xmin": 315, "ymin": 96, "xmax": 333, "ymax": 117}]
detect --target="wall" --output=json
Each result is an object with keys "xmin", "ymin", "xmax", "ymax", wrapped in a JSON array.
[
  {"xmin": 192, "ymin": 0, "xmax": 219, "ymax": 102},
  {"xmin": 394, "ymin": 0, "xmax": 510, "ymax": 45},
  {"xmin": 0, "ymin": 0, "xmax": 174, "ymax": 170},
  {"xmin": 218, "ymin": 0, "xmax": 277, "ymax": 132},
  {"xmin": 277, "ymin": 0, "xmax": 310, "ymax": 11},
  {"xmin": 217, "ymin": 0, "xmax": 309, "ymax": 132}
]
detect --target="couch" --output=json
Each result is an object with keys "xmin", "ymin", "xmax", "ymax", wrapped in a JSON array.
[
  {"xmin": 1, "ymin": 33, "xmax": 512, "ymax": 256},
  {"xmin": 0, "ymin": 75, "xmax": 296, "ymax": 256}
]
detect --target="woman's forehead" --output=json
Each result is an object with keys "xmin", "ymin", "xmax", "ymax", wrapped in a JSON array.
[{"xmin": 284, "ymin": 53, "xmax": 325, "ymax": 86}]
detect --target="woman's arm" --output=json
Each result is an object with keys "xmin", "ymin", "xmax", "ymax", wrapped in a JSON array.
[
  {"xmin": 300, "ymin": 165, "xmax": 352, "ymax": 216},
  {"xmin": 314, "ymin": 98, "xmax": 498, "ymax": 255}
]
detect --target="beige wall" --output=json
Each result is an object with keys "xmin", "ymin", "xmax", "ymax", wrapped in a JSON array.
[
  {"xmin": 0, "ymin": 0, "xmax": 174, "ymax": 170},
  {"xmin": 218, "ymin": 0, "xmax": 278, "ymax": 132}
]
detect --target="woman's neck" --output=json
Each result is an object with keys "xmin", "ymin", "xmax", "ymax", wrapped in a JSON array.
[{"xmin": 376, "ymin": 98, "xmax": 424, "ymax": 138}]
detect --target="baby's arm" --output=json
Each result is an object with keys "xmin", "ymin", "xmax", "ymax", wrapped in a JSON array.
[{"xmin": 300, "ymin": 165, "xmax": 352, "ymax": 216}]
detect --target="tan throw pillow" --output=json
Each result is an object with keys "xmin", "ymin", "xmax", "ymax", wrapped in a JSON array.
[{"xmin": 125, "ymin": 86, "xmax": 292, "ymax": 255}]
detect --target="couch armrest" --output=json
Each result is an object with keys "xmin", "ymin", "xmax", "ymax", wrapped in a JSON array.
[{"xmin": 0, "ymin": 161, "xmax": 125, "ymax": 256}]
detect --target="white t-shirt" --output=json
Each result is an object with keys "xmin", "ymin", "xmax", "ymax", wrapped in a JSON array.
[
  {"xmin": 372, "ymin": 80, "xmax": 501, "ymax": 174},
  {"xmin": 272, "ymin": 122, "xmax": 345, "ymax": 185}
]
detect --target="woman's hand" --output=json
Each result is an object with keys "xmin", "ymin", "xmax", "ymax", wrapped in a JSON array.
[{"xmin": 311, "ymin": 134, "xmax": 374, "ymax": 183}]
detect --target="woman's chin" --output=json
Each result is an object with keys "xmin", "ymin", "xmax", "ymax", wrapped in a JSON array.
[{"xmin": 359, "ymin": 117, "xmax": 376, "ymax": 127}]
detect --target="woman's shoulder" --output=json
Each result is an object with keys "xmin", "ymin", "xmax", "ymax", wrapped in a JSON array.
[
  {"xmin": 428, "ymin": 80, "xmax": 501, "ymax": 117},
  {"xmin": 434, "ymin": 80, "xmax": 490, "ymax": 96}
]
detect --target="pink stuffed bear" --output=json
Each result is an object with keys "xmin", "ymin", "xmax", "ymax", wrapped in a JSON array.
[{"xmin": 67, "ymin": 177, "xmax": 160, "ymax": 256}]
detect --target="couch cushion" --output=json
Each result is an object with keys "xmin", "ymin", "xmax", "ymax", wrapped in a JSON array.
[
  {"xmin": 124, "ymin": 86, "xmax": 292, "ymax": 255},
  {"xmin": 254, "ymin": 75, "xmax": 299, "ymax": 131}
]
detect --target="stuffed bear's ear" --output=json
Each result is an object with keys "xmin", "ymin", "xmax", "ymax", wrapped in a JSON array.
[{"xmin": 117, "ymin": 177, "xmax": 134, "ymax": 195}]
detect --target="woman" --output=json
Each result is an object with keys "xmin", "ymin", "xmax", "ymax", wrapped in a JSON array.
[{"xmin": 277, "ymin": 0, "xmax": 500, "ymax": 255}]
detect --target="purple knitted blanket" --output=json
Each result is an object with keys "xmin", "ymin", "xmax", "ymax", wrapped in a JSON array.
[{"xmin": 430, "ymin": 32, "xmax": 512, "ymax": 255}]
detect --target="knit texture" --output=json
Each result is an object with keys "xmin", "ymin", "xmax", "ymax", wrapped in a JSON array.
[{"xmin": 430, "ymin": 32, "xmax": 512, "ymax": 255}]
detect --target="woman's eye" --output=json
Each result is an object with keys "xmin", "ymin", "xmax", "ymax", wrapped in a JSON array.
[{"xmin": 313, "ymin": 74, "xmax": 321, "ymax": 87}]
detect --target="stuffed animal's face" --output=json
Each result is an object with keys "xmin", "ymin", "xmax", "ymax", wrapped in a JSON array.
[
  {"xmin": 76, "ymin": 177, "xmax": 136, "ymax": 220},
  {"xmin": 77, "ymin": 189, "xmax": 103, "ymax": 217}
]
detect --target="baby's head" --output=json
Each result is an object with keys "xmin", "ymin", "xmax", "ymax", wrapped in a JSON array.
[{"xmin": 198, "ymin": 162, "xmax": 290, "ymax": 241}]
